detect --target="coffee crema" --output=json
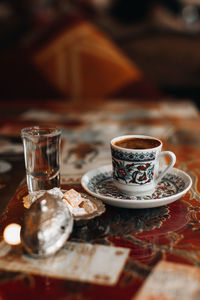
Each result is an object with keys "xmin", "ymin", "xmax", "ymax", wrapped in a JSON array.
[{"xmin": 114, "ymin": 137, "xmax": 160, "ymax": 150}]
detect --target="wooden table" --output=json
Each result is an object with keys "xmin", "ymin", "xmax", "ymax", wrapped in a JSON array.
[{"xmin": 0, "ymin": 99, "xmax": 199, "ymax": 299}]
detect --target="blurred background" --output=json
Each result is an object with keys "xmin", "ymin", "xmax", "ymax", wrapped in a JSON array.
[{"xmin": 1, "ymin": 0, "xmax": 200, "ymax": 106}]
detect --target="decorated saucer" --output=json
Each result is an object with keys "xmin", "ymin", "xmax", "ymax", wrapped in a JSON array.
[{"xmin": 81, "ymin": 165, "xmax": 192, "ymax": 209}]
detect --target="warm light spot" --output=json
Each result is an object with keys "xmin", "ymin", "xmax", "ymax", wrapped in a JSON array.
[{"xmin": 3, "ymin": 223, "xmax": 21, "ymax": 245}]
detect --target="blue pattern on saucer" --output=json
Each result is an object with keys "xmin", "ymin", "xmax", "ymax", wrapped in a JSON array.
[{"xmin": 87, "ymin": 171, "xmax": 186, "ymax": 201}]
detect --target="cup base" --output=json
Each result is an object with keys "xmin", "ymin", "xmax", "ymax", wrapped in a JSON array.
[
  {"xmin": 113, "ymin": 180, "xmax": 155, "ymax": 197},
  {"xmin": 119, "ymin": 188, "xmax": 155, "ymax": 197}
]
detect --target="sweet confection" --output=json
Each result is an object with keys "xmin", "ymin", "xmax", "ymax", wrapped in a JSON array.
[
  {"xmin": 63, "ymin": 189, "xmax": 97, "ymax": 216},
  {"xmin": 23, "ymin": 187, "xmax": 97, "ymax": 218}
]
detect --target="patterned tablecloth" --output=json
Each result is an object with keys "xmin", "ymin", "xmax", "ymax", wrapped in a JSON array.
[{"xmin": 0, "ymin": 99, "xmax": 200, "ymax": 299}]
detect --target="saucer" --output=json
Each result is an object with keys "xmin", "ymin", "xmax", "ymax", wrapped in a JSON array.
[{"xmin": 81, "ymin": 165, "xmax": 192, "ymax": 209}]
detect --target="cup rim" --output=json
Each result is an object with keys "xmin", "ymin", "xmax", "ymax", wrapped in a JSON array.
[
  {"xmin": 111, "ymin": 135, "xmax": 162, "ymax": 151},
  {"xmin": 21, "ymin": 126, "xmax": 61, "ymax": 137}
]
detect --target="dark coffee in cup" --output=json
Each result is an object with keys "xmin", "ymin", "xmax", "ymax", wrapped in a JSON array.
[{"xmin": 114, "ymin": 137, "xmax": 160, "ymax": 150}]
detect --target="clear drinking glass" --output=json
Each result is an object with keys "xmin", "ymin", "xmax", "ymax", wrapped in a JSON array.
[{"xmin": 21, "ymin": 127, "xmax": 61, "ymax": 193}]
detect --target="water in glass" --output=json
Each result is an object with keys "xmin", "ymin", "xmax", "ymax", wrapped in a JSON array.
[{"xmin": 21, "ymin": 127, "xmax": 61, "ymax": 192}]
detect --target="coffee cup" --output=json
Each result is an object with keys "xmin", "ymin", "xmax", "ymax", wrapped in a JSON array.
[{"xmin": 110, "ymin": 135, "xmax": 176, "ymax": 196}]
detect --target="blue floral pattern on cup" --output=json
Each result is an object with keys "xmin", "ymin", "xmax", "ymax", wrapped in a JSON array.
[
  {"xmin": 111, "ymin": 147, "xmax": 157, "ymax": 186},
  {"xmin": 112, "ymin": 158, "xmax": 154, "ymax": 185}
]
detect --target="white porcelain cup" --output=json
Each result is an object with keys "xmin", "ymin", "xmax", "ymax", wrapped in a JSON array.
[{"xmin": 110, "ymin": 135, "xmax": 176, "ymax": 196}]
